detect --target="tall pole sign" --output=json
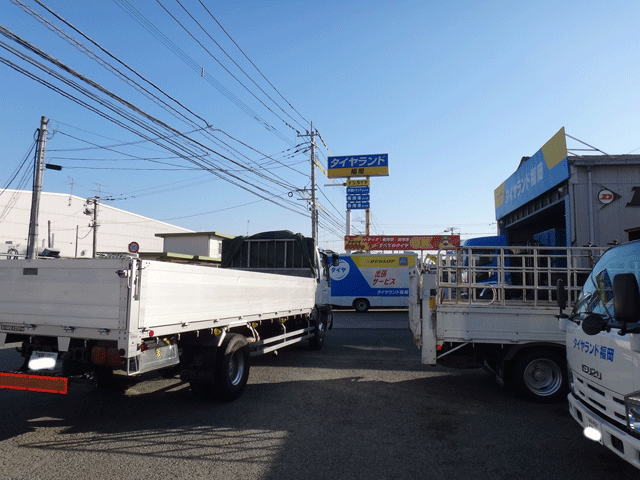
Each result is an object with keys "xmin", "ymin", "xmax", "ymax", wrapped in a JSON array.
[{"xmin": 327, "ymin": 155, "xmax": 388, "ymax": 249}]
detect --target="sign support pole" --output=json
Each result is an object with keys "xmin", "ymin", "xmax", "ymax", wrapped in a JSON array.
[{"xmin": 346, "ymin": 209, "xmax": 351, "ymax": 254}]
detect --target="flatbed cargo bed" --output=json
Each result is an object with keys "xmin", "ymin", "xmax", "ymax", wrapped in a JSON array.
[{"xmin": 0, "ymin": 257, "xmax": 316, "ymax": 358}]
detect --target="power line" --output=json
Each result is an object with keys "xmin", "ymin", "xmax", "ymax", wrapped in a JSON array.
[
  {"xmin": 167, "ymin": 0, "xmax": 306, "ymax": 134},
  {"xmin": 199, "ymin": 0, "xmax": 310, "ymax": 128},
  {"xmin": 0, "ymin": 34, "xmax": 304, "ymax": 216},
  {"xmin": 15, "ymin": 3, "xmax": 310, "ymax": 197},
  {"xmin": 114, "ymin": 0, "xmax": 296, "ymax": 146},
  {"xmin": 2, "ymin": 6, "xmax": 344, "ymax": 238},
  {"xmin": 177, "ymin": 0, "xmax": 307, "ymax": 133}
]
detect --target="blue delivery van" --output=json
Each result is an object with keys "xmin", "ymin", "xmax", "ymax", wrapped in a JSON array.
[{"xmin": 329, "ymin": 253, "xmax": 418, "ymax": 312}]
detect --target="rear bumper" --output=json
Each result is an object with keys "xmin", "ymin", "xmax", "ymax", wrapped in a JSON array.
[{"xmin": 568, "ymin": 393, "xmax": 640, "ymax": 469}]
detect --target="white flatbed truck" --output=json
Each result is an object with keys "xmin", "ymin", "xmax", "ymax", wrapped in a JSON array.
[
  {"xmin": 409, "ymin": 245, "xmax": 605, "ymax": 402},
  {"xmin": 0, "ymin": 231, "xmax": 337, "ymax": 401}
]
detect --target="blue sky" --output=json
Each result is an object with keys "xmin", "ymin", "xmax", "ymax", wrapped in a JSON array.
[{"xmin": 1, "ymin": 0, "xmax": 639, "ymax": 252}]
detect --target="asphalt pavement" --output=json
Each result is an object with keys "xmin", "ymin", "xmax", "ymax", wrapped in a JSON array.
[{"xmin": 0, "ymin": 310, "xmax": 637, "ymax": 479}]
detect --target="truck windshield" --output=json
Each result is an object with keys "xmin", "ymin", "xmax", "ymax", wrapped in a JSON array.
[{"xmin": 574, "ymin": 241, "xmax": 640, "ymax": 318}]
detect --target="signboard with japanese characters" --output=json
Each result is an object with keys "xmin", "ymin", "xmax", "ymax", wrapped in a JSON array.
[
  {"xmin": 327, "ymin": 154, "xmax": 389, "ymax": 178},
  {"xmin": 494, "ymin": 127, "xmax": 570, "ymax": 220},
  {"xmin": 344, "ymin": 235, "xmax": 461, "ymax": 251},
  {"xmin": 346, "ymin": 186, "xmax": 370, "ymax": 194},
  {"xmin": 347, "ymin": 178, "xmax": 370, "ymax": 187},
  {"xmin": 347, "ymin": 201, "xmax": 370, "ymax": 210},
  {"xmin": 330, "ymin": 254, "xmax": 417, "ymax": 299}
]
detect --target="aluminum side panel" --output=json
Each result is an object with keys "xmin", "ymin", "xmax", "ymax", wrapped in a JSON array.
[
  {"xmin": 435, "ymin": 305, "xmax": 565, "ymax": 343},
  {"xmin": 138, "ymin": 262, "xmax": 317, "ymax": 329},
  {"xmin": 0, "ymin": 259, "xmax": 129, "ymax": 331}
]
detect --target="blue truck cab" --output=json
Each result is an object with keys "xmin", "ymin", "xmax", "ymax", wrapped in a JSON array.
[{"xmin": 461, "ymin": 235, "xmax": 510, "ymax": 289}]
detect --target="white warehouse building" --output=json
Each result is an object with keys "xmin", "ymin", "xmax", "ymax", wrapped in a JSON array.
[{"xmin": 0, "ymin": 189, "xmax": 193, "ymax": 258}]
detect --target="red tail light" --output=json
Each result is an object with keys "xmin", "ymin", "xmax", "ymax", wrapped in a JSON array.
[
  {"xmin": 106, "ymin": 347, "xmax": 122, "ymax": 367},
  {"xmin": 91, "ymin": 346, "xmax": 122, "ymax": 366},
  {"xmin": 91, "ymin": 346, "xmax": 107, "ymax": 365}
]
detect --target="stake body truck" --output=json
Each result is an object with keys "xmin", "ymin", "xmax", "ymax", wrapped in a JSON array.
[
  {"xmin": 408, "ymin": 244, "xmax": 606, "ymax": 402},
  {"xmin": 558, "ymin": 240, "xmax": 640, "ymax": 470},
  {"xmin": 0, "ymin": 230, "xmax": 337, "ymax": 401}
]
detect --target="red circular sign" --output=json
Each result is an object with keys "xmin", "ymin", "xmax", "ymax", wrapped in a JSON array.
[
  {"xmin": 598, "ymin": 189, "xmax": 614, "ymax": 205},
  {"xmin": 128, "ymin": 242, "xmax": 140, "ymax": 253}
]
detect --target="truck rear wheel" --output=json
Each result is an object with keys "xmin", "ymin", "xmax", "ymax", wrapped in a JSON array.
[
  {"xmin": 511, "ymin": 349, "xmax": 567, "ymax": 403},
  {"xmin": 214, "ymin": 334, "xmax": 250, "ymax": 401},
  {"xmin": 353, "ymin": 298, "xmax": 370, "ymax": 313},
  {"xmin": 187, "ymin": 334, "xmax": 250, "ymax": 401}
]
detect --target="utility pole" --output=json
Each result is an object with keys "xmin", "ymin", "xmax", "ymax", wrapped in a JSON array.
[
  {"xmin": 298, "ymin": 122, "xmax": 318, "ymax": 244},
  {"xmin": 26, "ymin": 116, "xmax": 48, "ymax": 259},
  {"xmin": 84, "ymin": 197, "xmax": 100, "ymax": 258},
  {"xmin": 310, "ymin": 122, "xmax": 318, "ymax": 243},
  {"xmin": 92, "ymin": 197, "xmax": 98, "ymax": 258}
]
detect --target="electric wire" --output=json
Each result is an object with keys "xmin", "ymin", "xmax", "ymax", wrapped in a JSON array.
[
  {"xmin": 199, "ymin": 0, "xmax": 310, "ymax": 128},
  {"xmin": 176, "ymin": 0, "xmax": 306, "ymax": 133},
  {"xmin": 114, "ymin": 0, "xmax": 295, "ymax": 146},
  {"xmin": 0, "ymin": 44, "xmax": 305, "ymax": 216},
  {"xmin": 2, "ymin": 6, "xmax": 344, "ymax": 237},
  {"xmin": 165, "ymin": 0, "xmax": 304, "ymax": 135},
  {"xmin": 12, "ymin": 4, "xmax": 306, "ymax": 196}
]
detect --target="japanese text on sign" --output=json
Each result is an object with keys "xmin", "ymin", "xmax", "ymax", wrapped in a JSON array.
[
  {"xmin": 504, "ymin": 162, "xmax": 544, "ymax": 205},
  {"xmin": 345, "ymin": 235, "xmax": 460, "ymax": 251},
  {"xmin": 327, "ymin": 154, "xmax": 389, "ymax": 178},
  {"xmin": 347, "ymin": 178, "xmax": 370, "ymax": 187}
]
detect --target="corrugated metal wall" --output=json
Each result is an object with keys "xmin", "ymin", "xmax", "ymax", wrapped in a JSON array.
[{"xmin": 569, "ymin": 160, "xmax": 640, "ymax": 247}]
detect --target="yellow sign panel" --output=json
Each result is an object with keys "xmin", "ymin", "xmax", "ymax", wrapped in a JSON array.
[
  {"xmin": 328, "ymin": 166, "xmax": 388, "ymax": 178},
  {"xmin": 541, "ymin": 126, "xmax": 567, "ymax": 170},
  {"xmin": 347, "ymin": 178, "xmax": 370, "ymax": 187},
  {"xmin": 350, "ymin": 254, "xmax": 416, "ymax": 268}
]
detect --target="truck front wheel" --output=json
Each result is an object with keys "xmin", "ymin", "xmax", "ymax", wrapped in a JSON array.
[
  {"xmin": 511, "ymin": 349, "xmax": 567, "ymax": 403},
  {"xmin": 309, "ymin": 314, "xmax": 327, "ymax": 350},
  {"xmin": 353, "ymin": 298, "xmax": 370, "ymax": 313}
]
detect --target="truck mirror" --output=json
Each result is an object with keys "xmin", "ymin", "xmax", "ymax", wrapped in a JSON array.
[
  {"xmin": 331, "ymin": 253, "xmax": 340, "ymax": 267},
  {"xmin": 556, "ymin": 279, "xmax": 567, "ymax": 311},
  {"xmin": 582, "ymin": 314, "xmax": 607, "ymax": 336},
  {"xmin": 613, "ymin": 273, "xmax": 640, "ymax": 332}
]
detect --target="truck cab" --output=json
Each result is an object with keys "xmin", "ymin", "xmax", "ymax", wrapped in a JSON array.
[
  {"xmin": 560, "ymin": 240, "xmax": 640, "ymax": 469},
  {"xmin": 459, "ymin": 235, "xmax": 510, "ymax": 299}
]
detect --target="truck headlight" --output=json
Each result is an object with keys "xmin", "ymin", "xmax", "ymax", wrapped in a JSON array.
[
  {"xmin": 625, "ymin": 391, "xmax": 640, "ymax": 432},
  {"xmin": 567, "ymin": 367, "xmax": 575, "ymax": 395}
]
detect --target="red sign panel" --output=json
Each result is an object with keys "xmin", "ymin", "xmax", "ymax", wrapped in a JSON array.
[
  {"xmin": 0, "ymin": 372, "xmax": 68, "ymax": 394},
  {"xmin": 344, "ymin": 235, "xmax": 460, "ymax": 251}
]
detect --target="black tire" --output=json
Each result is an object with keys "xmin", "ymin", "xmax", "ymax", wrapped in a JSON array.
[
  {"xmin": 353, "ymin": 298, "xmax": 370, "ymax": 313},
  {"xmin": 510, "ymin": 349, "xmax": 568, "ymax": 403},
  {"xmin": 214, "ymin": 334, "xmax": 250, "ymax": 402},
  {"xmin": 309, "ymin": 315, "xmax": 326, "ymax": 350}
]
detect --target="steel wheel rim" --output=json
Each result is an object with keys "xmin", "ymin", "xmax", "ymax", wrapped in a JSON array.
[
  {"xmin": 523, "ymin": 359, "xmax": 562, "ymax": 396},
  {"xmin": 228, "ymin": 350, "xmax": 246, "ymax": 386}
]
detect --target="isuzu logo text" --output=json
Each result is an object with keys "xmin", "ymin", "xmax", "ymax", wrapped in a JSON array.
[{"xmin": 582, "ymin": 364, "xmax": 602, "ymax": 380}]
